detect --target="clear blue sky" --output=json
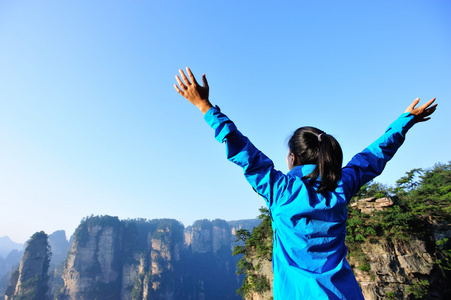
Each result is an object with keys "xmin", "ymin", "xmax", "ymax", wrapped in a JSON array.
[{"xmin": 0, "ymin": 0, "xmax": 449, "ymax": 243}]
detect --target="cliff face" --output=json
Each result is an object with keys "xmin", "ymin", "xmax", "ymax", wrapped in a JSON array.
[
  {"xmin": 58, "ymin": 216, "xmax": 242, "ymax": 300},
  {"xmin": 183, "ymin": 219, "xmax": 245, "ymax": 300},
  {"xmin": 60, "ymin": 217, "xmax": 123, "ymax": 299},
  {"xmin": 185, "ymin": 219, "xmax": 232, "ymax": 254},
  {"xmin": 5, "ymin": 231, "xmax": 50, "ymax": 300},
  {"xmin": 351, "ymin": 235, "xmax": 435, "ymax": 299},
  {"xmin": 127, "ymin": 219, "xmax": 184, "ymax": 300},
  {"xmin": 348, "ymin": 197, "xmax": 451, "ymax": 300},
  {"xmin": 59, "ymin": 216, "xmax": 185, "ymax": 299},
  {"xmin": 2, "ymin": 216, "xmax": 259, "ymax": 300}
]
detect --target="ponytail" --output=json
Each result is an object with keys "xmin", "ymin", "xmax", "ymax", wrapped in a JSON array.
[{"xmin": 288, "ymin": 127, "xmax": 343, "ymax": 193}]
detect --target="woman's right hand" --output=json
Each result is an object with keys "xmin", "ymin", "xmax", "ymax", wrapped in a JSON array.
[
  {"xmin": 174, "ymin": 67, "xmax": 212, "ymax": 114},
  {"xmin": 405, "ymin": 97, "xmax": 437, "ymax": 123}
]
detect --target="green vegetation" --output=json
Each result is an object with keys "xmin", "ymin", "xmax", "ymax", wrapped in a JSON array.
[
  {"xmin": 4, "ymin": 269, "xmax": 19, "ymax": 299},
  {"xmin": 152, "ymin": 218, "xmax": 184, "ymax": 243},
  {"xmin": 398, "ymin": 163, "xmax": 451, "ymax": 222},
  {"xmin": 193, "ymin": 219, "xmax": 214, "ymax": 230},
  {"xmin": 74, "ymin": 215, "xmax": 122, "ymax": 248},
  {"xmin": 346, "ymin": 163, "xmax": 451, "ymax": 299},
  {"xmin": 14, "ymin": 275, "xmax": 47, "ymax": 300},
  {"xmin": 130, "ymin": 273, "xmax": 146, "ymax": 300},
  {"xmin": 233, "ymin": 207, "xmax": 273, "ymax": 298},
  {"xmin": 386, "ymin": 291, "xmax": 395, "ymax": 299},
  {"xmin": 347, "ymin": 163, "xmax": 451, "ymax": 273},
  {"xmin": 406, "ymin": 279, "xmax": 430, "ymax": 299},
  {"xmin": 435, "ymin": 238, "xmax": 451, "ymax": 271}
]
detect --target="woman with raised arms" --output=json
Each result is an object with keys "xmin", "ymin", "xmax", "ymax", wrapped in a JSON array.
[{"xmin": 174, "ymin": 67, "xmax": 437, "ymax": 299}]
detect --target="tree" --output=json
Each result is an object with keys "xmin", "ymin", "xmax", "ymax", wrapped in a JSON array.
[
  {"xmin": 394, "ymin": 168, "xmax": 422, "ymax": 195},
  {"xmin": 233, "ymin": 207, "xmax": 273, "ymax": 298},
  {"xmin": 352, "ymin": 181, "xmax": 390, "ymax": 201}
]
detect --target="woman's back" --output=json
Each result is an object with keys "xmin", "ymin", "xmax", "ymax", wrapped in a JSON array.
[{"xmin": 266, "ymin": 164, "xmax": 357, "ymax": 299}]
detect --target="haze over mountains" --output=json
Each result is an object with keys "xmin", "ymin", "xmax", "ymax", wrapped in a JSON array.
[
  {"xmin": 0, "ymin": 237, "xmax": 22, "ymax": 260},
  {"xmin": 0, "ymin": 215, "xmax": 260, "ymax": 299}
]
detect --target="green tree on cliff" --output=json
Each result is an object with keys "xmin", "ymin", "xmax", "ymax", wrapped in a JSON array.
[{"xmin": 233, "ymin": 207, "xmax": 273, "ymax": 298}]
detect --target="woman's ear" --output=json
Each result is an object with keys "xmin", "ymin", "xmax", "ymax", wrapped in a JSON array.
[{"xmin": 287, "ymin": 151, "xmax": 297, "ymax": 170}]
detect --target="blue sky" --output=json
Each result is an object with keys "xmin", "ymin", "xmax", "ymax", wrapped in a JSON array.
[{"xmin": 0, "ymin": 0, "xmax": 449, "ymax": 243}]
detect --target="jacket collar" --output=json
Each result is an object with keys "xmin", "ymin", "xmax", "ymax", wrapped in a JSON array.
[{"xmin": 288, "ymin": 164, "xmax": 316, "ymax": 178}]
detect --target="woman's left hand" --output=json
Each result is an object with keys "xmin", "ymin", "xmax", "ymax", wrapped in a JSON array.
[
  {"xmin": 174, "ymin": 67, "xmax": 212, "ymax": 114},
  {"xmin": 404, "ymin": 97, "xmax": 437, "ymax": 123}
]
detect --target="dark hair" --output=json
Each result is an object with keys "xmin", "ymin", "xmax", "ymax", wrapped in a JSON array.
[{"xmin": 288, "ymin": 127, "xmax": 343, "ymax": 193}]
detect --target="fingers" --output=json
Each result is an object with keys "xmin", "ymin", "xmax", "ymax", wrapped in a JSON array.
[
  {"xmin": 417, "ymin": 117, "xmax": 430, "ymax": 123},
  {"xmin": 408, "ymin": 97, "xmax": 438, "ymax": 123},
  {"xmin": 202, "ymin": 74, "xmax": 209, "ymax": 89},
  {"xmin": 422, "ymin": 103, "xmax": 437, "ymax": 118},
  {"xmin": 405, "ymin": 97, "xmax": 420, "ymax": 113},
  {"xmin": 405, "ymin": 97, "xmax": 436, "ymax": 114},
  {"xmin": 175, "ymin": 75, "xmax": 187, "ymax": 90},
  {"xmin": 179, "ymin": 69, "xmax": 191, "ymax": 86},
  {"xmin": 174, "ymin": 83, "xmax": 184, "ymax": 95},
  {"xmin": 419, "ymin": 98, "xmax": 436, "ymax": 110},
  {"xmin": 415, "ymin": 97, "xmax": 437, "ymax": 117},
  {"xmin": 186, "ymin": 67, "xmax": 198, "ymax": 85}
]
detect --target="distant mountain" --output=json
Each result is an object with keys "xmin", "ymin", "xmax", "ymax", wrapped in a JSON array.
[
  {"xmin": 2, "ymin": 216, "xmax": 260, "ymax": 299},
  {"xmin": 0, "ymin": 230, "xmax": 70, "ymax": 299},
  {"xmin": 48, "ymin": 230, "xmax": 70, "ymax": 268},
  {"xmin": 0, "ymin": 237, "xmax": 23, "ymax": 259}
]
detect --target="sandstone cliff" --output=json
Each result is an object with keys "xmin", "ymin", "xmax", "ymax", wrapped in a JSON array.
[
  {"xmin": 59, "ymin": 216, "xmax": 123, "ymax": 299},
  {"xmin": 53, "ymin": 216, "xmax": 248, "ymax": 300},
  {"xmin": 4, "ymin": 231, "xmax": 50, "ymax": 300},
  {"xmin": 3, "ymin": 216, "xmax": 259, "ymax": 300},
  {"xmin": 183, "ymin": 219, "xmax": 246, "ymax": 299},
  {"xmin": 348, "ymin": 197, "xmax": 451, "ymax": 299}
]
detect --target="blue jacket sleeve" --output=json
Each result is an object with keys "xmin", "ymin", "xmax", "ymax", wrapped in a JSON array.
[
  {"xmin": 342, "ymin": 112, "xmax": 416, "ymax": 200},
  {"xmin": 204, "ymin": 106, "xmax": 287, "ymax": 208}
]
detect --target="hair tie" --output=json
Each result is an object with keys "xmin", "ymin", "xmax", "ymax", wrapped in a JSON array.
[{"xmin": 318, "ymin": 133, "xmax": 324, "ymax": 142}]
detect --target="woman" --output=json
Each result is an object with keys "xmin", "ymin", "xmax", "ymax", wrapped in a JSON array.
[{"xmin": 174, "ymin": 67, "xmax": 437, "ymax": 299}]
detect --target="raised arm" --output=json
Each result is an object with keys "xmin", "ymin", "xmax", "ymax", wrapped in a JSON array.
[
  {"xmin": 174, "ymin": 68, "xmax": 287, "ymax": 207},
  {"xmin": 342, "ymin": 98, "xmax": 437, "ymax": 200}
]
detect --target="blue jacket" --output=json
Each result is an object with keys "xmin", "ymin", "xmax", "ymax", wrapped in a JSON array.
[{"xmin": 204, "ymin": 106, "xmax": 415, "ymax": 299}]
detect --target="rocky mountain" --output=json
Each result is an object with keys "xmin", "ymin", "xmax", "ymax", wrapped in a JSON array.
[
  {"xmin": 1, "ymin": 216, "xmax": 260, "ymax": 299},
  {"xmin": 348, "ymin": 197, "xmax": 451, "ymax": 299},
  {"xmin": 4, "ymin": 231, "xmax": 51, "ymax": 300},
  {"xmin": 48, "ymin": 231, "xmax": 70, "ymax": 268},
  {"xmin": 3, "ymin": 216, "xmax": 257, "ymax": 300}
]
